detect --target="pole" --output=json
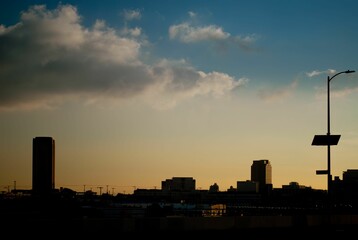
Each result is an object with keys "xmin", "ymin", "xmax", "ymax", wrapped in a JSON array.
[
  {"xmin": 326, "ymin": 70, "xmax": 355, "ymax": 195},
  {"xmin": 327, "ymin": 76, "xmax": 331, "ymax": 195}
]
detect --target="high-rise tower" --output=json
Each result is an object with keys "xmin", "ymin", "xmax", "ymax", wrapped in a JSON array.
[
  {"xmin": 32, "ymin": 136, "xmax": 55, "ymax": 195},
  {"xmin": 251, "ymin": 159, "xmax": 272, "ymax": 194}
]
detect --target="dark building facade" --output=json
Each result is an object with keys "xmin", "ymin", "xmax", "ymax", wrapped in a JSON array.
[
  {"xmin": 343, "ymin": 169, "xmax": 358, "ymax": 183},
  {"xmin": 251, "ymin": 159, "xmax": 272, "ymax": 194},
  {"xmin": 161, "ymin": 177, "xmax": 196, "ymax": 191},
  {"xmin": 32, "ymin": 136, "xmax": 55, "ymax": 195},
  {"xmin": 332, "ymin": 169, "xmax": 358, "ymax": 202}
]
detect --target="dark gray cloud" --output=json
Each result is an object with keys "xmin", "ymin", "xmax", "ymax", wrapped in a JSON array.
[{"xmin": 0, "ymin": 4, "xmax": 246, "ymax": 110}]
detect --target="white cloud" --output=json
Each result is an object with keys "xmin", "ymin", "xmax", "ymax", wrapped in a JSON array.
[
  {"xmin": 169, "ymin": 23, "xmax": 230, "ymax": 42},
  {"xmin": 234, "ymin": 35, "xmax": 257, "ymax": 51},
  {"xmin": 331, "ymin": 87, "xmax": 358, "ymax": 98},
  {"xmin": 169, "ymin": 22, "xmax": 258, "ymax": 51},
  {"xmin": 315, "ymin": 86, "xmax": 358, "ymax": 99},
  {"xmin": 188, "ymin": 11, "xmax": 197, "ymax": 18},
  {"xmin": 0, "ymin": 4, "xmax": 246, "ymax": 111},
  {"xmin": 143, "ymin": 59, "xmax": 248, "ymax": 110},
  {"xmin": 258, "ymin": 80, "xmax": 298, "ymax": 102},
  {"xmin": 306, "ymin": 69, "xmax": 336, "ymax": 77},
  {"xmin": 122, "ymin": 9, "xmax": 141, "ymax": 21},
  {"xmin": 121, "ymin": 26, "xmax": 142, "ymax": 37},
  {"xmin": 309, "ymin": 69, "xmax": 357, "ymax": 99}
]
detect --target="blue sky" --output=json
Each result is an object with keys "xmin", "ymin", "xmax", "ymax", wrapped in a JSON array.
[{"xmin": 1, "ymin": 0, "xmax": 358, "ymax": 193}]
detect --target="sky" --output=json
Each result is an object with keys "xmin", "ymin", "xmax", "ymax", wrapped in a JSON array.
[{"xmin": 1, "ymin": 0, "xmax": 358, "ymax": 194}]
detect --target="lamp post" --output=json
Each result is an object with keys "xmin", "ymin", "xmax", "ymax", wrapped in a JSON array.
[{"xmin": 326, "ymin": 70, "xmax": 355, "ymax": 194}]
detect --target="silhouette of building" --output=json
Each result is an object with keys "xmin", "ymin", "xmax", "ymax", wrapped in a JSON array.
[
  {"xmin": 237, "ymin": 180, "xmax": 258, "ymax": 193},
  {"xmin": 332, "ymin": 169, "xmax": 358, "ymax": 202},
  {"xmin": 282, "ymin": 181, "xmax": 311, "ymax": 190},
  {"xmin": 209, "ymin": 183, "xmax": 219, "ymax": 192},
  {"xmin": 251, "ymin": 159, "xmax": 272, "ymax": 194},
  {"xmin": 343, "ymin": 169, "xmax": 358, "ymax": 183},
  {"xmin": 32, "ymin": 136, "xmax": 55, "ymax": 195},
  {"xmin": 161, "ymin": 177, "xmax": 195, "ymax": 191}
]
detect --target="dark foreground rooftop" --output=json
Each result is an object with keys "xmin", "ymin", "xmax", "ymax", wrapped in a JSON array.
[{"xmin": 2, "ymin": 214, "xmax": 358, "ymax": 239}]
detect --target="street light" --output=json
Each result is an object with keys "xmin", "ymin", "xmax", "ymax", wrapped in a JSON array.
[
  {"xmin": 312, "ymin": 70, "xmax": 355, "ymax": 195},
  {"xmin": 327, "ymin": 70, "xmax": 355, "ymax": 194}
]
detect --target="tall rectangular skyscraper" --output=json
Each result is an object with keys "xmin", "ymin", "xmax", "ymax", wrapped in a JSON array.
[
  {"xmin": 32, "ymin": 136, "xmax": 55, "ymax": 195},
  {"xmin": 251, "ymin": 159, "xmax": 272, "ymax": 194}
]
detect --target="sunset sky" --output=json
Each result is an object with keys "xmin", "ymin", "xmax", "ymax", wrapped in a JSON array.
[{"xmin": 1, "ymin": 0, "xmax": 358, "ymax": 194}]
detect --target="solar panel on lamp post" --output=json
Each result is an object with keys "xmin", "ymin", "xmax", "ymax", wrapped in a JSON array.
[{"xmin": 312, "ymin": 70, "xmax": 355, "ymax": 196}]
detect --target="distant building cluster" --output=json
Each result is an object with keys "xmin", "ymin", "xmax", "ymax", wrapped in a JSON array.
[
  {"xmin": 28, "ymin": 135, "xmax": 275, "ymax": 197},
  {"xmin": 159, "ymin": 160, "xmax": 273, "ymax": 195},
  {"xmin": 2, "ymin": 136, "xmax": 358, "ymax": 235},
  {"xmin": 2, "ymin": 136, "xmax": 358, "ymax": 213}
]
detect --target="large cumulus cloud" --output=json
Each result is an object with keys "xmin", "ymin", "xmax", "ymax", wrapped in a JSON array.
[{"xmin": 0, "ymin": 4, "xmax": 246, "ymax": 110}]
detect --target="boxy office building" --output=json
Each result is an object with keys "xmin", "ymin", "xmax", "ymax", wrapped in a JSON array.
[{"xmin": 32, "ymin": 136, "xmax": 55, "ymax": 195}]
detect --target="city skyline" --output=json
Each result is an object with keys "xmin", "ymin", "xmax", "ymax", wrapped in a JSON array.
[
  {"xmin": 1, "ymin": 1, "xmax": 358, "ymax": 194},
  {"xmin": 1, "ymin": 135, "xmax": 355, "ymax": 195}
]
